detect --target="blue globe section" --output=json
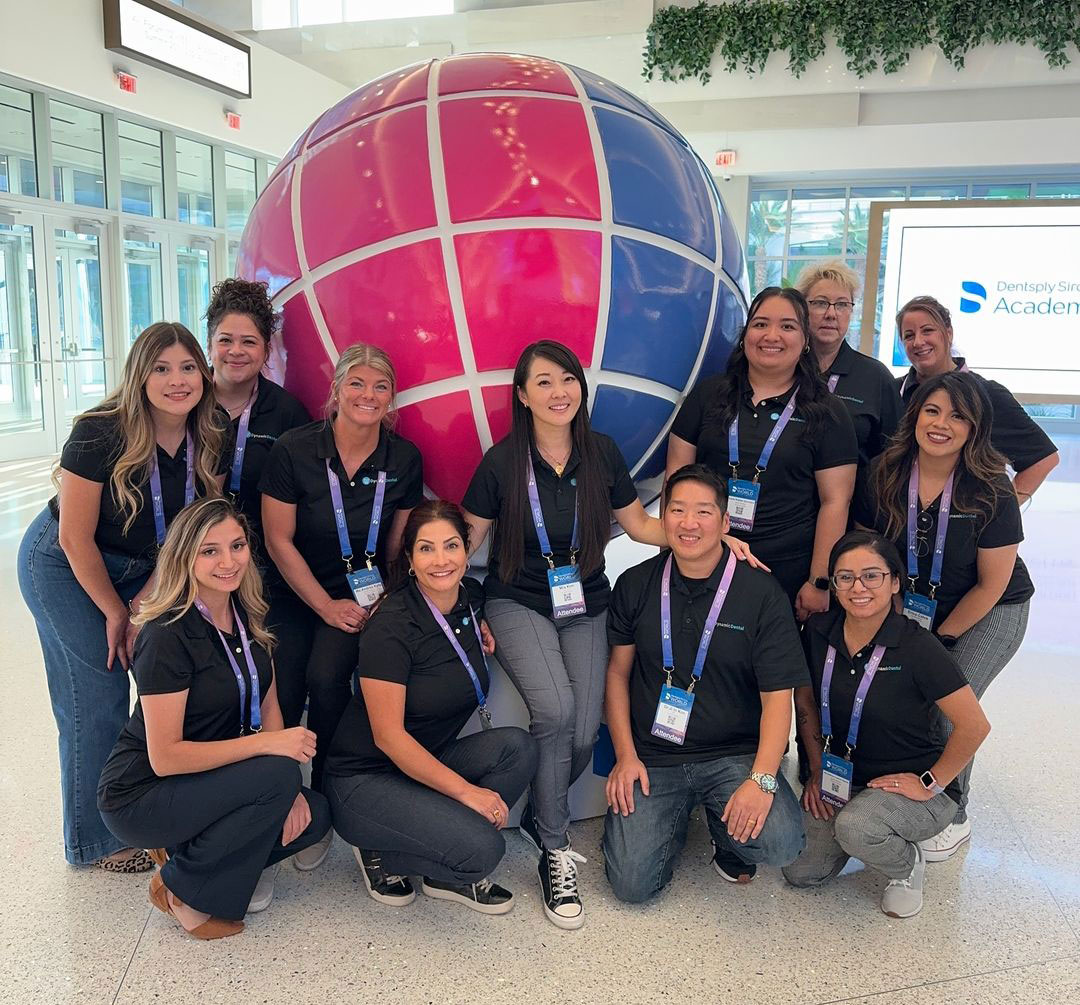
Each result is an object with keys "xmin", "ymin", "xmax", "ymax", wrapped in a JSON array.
[
  {"xmin": 590, "ymin": 385, "xmax": 676, "ymax": 475},
  {"xmin": 567, "ymin": 63, "xmax": 681, "ymax": 140}
]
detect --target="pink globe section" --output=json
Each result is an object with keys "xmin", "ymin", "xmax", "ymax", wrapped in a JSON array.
[{"xmin": 238, "ymin": 52, "xmax": 748, "ymax": 504}]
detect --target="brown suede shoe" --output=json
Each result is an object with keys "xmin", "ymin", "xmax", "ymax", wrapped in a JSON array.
[{"xmin": 148, "ymin": 872, "xmax": 244, "ymax": 940}]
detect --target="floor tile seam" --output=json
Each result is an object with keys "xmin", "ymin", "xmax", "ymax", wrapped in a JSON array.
[
  {"xmin": 111, "ymin": 906, "xmax": 152, "ymax": 1005},
  {"xmin": 811, "ymin": 951, "xmax": 1080, "ymax": 1004}
]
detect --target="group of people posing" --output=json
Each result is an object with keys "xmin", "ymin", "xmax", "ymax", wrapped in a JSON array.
[{"xmin": 17, "ymin": 260, "xmax": 1055, "ymax": 940}]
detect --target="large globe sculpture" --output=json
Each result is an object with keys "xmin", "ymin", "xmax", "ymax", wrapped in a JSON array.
[{"xmin": 237, "ymin": 53, "xmax": 749, "ymax": 504}]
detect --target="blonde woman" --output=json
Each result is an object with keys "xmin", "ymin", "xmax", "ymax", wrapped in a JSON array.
[
  {"xmin": 260, "ymin": 343, "xmax": 423, "ymax": 869},
  {"xmin": 17, "ymin": 322, "xmax": 228, "ymax": 871},
  {"xmin": 97, "ymin": 499, "xmax": 330, "ymax": 940}
]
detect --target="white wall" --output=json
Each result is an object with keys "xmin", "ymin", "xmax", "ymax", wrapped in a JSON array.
[{"xmin": 0, "ymin": 0, "xmax": 348, "ymax": 156}]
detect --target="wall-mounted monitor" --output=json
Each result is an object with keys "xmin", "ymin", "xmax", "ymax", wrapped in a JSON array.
[{"xmin": 103, "ymin": 0, "xmax": 252, "ymax": 99}]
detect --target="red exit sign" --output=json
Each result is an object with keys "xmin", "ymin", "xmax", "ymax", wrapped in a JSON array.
[
  {"xmin": 715, "ymin": 149, "xmax": 737, "ymax": 169},
  {"xmin": 225, "ymin": 111, "xmax": 241, "ymax": 130},
  {"xmin": 116, "ymin": 70, "xmax": 137, "ymax": 93}
]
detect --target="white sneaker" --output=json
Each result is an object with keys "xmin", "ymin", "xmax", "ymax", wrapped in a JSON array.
[
  {"xmin": 881, "ymin": 845, "xmax": 925, "ymax": 919},
  {"xmin": 918, "ymin": 819, "xmax": 971, "ymax": 863},
  {"xmin": 293, "ymin": 829, "xmax": 333, "ymax": 872},
  {"xmin": 247, "ymin": 864, "xmax": 279, "ymax": 914}
]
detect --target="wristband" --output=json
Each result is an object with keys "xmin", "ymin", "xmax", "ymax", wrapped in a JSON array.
[{"xmin": 920, "ymin": 769, "xmax": 945, "ymax": 795}]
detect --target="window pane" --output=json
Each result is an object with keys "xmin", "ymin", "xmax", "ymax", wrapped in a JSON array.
[
  {"xmin": 847, "ymin": 187, "xmax": 905, "ymax": 256},
  {"xmin": 748, "ymin": 259, "xmax": 782, "ymax": 297},
  {"xmin": 119, "ymin": 121, "xmax": 163, "ymax": 218},
  {"xmin": 910, "ymin": 184, "xmax": 967, "ymax": 200},
  {"xmin": 224, "ymin": 151, "xmax": 257, "ymax": 235},
  {"xmin": 971, "ymin": 183, "xmax": 1030, "ymax": 200},
  {"xmin": 51, "ymin": 101, "xmax": 105, "ymax": 208},
  {"xmin": 178, "ymin": 245, "xmax": 211, "ymax": 336},
  {"xmin": 788, "ymin": 188, "xmax": 845, "ymax": 257},
  {"xmin": 124, "ymin": 239, "xmax": 163, "ymax": 344},
  {"xmin": 0, "ymin": 84, "xmax": 36, "ymax": 197},
  {"xmin": 176, "ymin": 137, "xmax": 214, "ymax": 227},
  {"xmin": 0, "ymin": 223, "xmax": 43, "ymax": 434},
  {"xmin": 262, "ymin": 158, "xmax": 279, "ymax": 192},
  {"xmin": 1035, "ymin": 181, "xmax": 1080, "ymax": 199},
  {"xmin": 747, "ymin": 190, "xmax": 788, "ymax": 259}
]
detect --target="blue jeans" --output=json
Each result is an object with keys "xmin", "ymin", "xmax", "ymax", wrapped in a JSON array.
[
  {"xmin": 17, "ymin": 508, "xmax": 153, "ymax": 865},
  {"xmin": 602, "ymin": 753, "xmax": 806, "ymax": 903}
]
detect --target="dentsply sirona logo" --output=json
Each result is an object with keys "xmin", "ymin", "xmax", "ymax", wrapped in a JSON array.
[{"xmin": 960, "ymin": 280, "xmax": 987, "ymax": 313}]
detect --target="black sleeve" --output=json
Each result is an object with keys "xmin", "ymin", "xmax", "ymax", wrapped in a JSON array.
[
  {"xmin": 258, "ymin": 435, "xmax": 300, "ymax": 503},
  {"xmin": 985, "ymin": 381, "xmax": 1057, "ymax": 471},
  {"xmin": 356, "ymin": 608, "xmax": 413, "ymax": 686},
  {"xmin": 60, "ymin": 415, "xmax": 115, "ymax": 482},
  {"xmin": 606, "ymin": 566, "xmax": 644, "ymax": 647},
  {"xmin": 132, "ymin": 621, "xmax": 195, "ymax": 696},
  {"xmin": 461, "ymin": 450, "xmax": 502, "ymax": 520},
  {"xmin": 399, "ymin": 441, "xmax": 425, "ymax": 509},
  {"xmin": 908, "ymin": 630, "xmax": 968, "ymax": 704},
  {"xmin": 604, "ymin": 436, "xmax": 639, "ymax": 510},
  {"xmin": 875, "ymin": 370, "xmax": 903, "ymax": 458},
  {"xmin": 812, "ymin": 396, "xmax": 859, "ymax": 470},
  {"xmin": 978, "ymin": 481, "xmax": 1024, "ymax": 549},
  {"xmin": 750, "ymin": 578, "xmax": 812, "ymax": 691},
  {"xmin": 670, "ymin": 379, "xmax": 711, "ymax": 445}
]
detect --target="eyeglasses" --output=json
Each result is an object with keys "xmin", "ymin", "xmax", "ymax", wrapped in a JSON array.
[
  {"xmin": 831, "ymin": 570, "xmax": 889, "ymax": 590},
  {"xmin": 807, "ymin": 298, "xmax": 854, "ymax": 314}
]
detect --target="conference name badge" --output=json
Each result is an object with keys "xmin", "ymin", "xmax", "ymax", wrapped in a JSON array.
[
  {"xmin": 821, "ymin": 752, "xmax": 854, "ymax": 807},
  {"xmin": 902, "ymin": 591, "xmax": 937, "ymax": 631},
  {"xmin": 726, "ymin": 478, "xmax": 760, "ymax": 532},
  {"xmin": 651, "ymin": 684, "xmax": 695, "ymax": 745},
  {"xmin": 347, "ymin": 567, "xmax": 385, "ymax": 609},
  {"xmin": 548, "ymin": 565, "xmax": 586, "ymax": 619}
]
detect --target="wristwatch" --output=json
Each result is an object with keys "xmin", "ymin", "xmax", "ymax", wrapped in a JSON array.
[
  {"xmin": 750, "ymin": 771, "xmax": 778, "ymax": 794},
  {"xmin": 810, "ymin": 576, "xmax": 830, "ymax": 591},
  {"xmin": 920, "ymin": 770, "xmax": 945, "ymax": 795}
]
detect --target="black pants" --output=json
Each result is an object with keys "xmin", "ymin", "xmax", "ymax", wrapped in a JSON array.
[
  {"xmin": 266, "ymin": 587, "xmax": 317, "ymax": 728},
  {"xmin": 100, "ymin": 756, "xmax": 331, "ymax": 920},
  {"xmin": 326, "ymin": 727, "xmax": 537, "ymax": 885},
  {"xmin": 306, "ymin": 622, "xmax": 363, "ymax": 790}
]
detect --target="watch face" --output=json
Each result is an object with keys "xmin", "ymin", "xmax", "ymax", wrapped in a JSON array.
[{"xmin": 755, "ymin": 773, "xmax": 778, "ymax": 793}]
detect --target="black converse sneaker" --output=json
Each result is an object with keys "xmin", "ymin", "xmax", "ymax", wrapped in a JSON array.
[
  {"xmin": 539, "ymin": 845, "xmax": 586, "ymax": 930},
  {"xmin": 421, "ymin": 876, "xmax": 514, "ymax": 915},
  {"xmin": 711, "ymin": 839, "xmax": 757, "ymax": 884},
  {"xmin": 518, "ymin": 802, "xmax": 542, "ymax": 856},
  {"xmin": 353, "ymin": 848, "xmax": 416, "ymax": 906}
]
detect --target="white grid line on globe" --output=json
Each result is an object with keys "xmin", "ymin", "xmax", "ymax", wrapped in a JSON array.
[{"xmin": 424, "ymin": 58, "xmax": 495, "ymax": 453}]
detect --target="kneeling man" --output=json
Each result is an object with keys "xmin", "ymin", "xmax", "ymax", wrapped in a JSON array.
[{"xmin": 603, "ymin": 465, "xmax": 807, "ymax": 902}]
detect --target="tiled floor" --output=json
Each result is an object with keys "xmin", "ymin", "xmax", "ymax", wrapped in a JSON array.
[{"xmin": 2, "ymin": 443, "xmax": 1079, "ymax": 1005}]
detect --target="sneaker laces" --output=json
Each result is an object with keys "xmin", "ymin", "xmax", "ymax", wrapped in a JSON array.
[
  {"xmin": 367, "ymin": 852, "xmax": 406, "ymax": 887},
  {"xmin": 547, "ymin": 847, "xmax": 587, "ymax": 900},
  {"xmin": 474, "ymin": 878, "xmax": 495, "ymax": 895}
]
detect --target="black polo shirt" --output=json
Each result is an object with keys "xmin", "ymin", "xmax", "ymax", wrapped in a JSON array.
[
  {"xmin": 258, "ymin": 421, "xmax": 424, "ymax": 598},
  {"xmin": 670, "ymin": 378, "xmax": 858, "ymax": 563},
  {"xmin": 607, "ymin": 547, "xmax": 809, "ymax": 767},
  {"xmin": 97, "ymin": 604, "xmax": 274, "ymax": 811},
  {"xmin": 224, "ymin": 374, "xmax": 311, "ymax": 538},
  {"xmin": 462, "ymin": 433, "xmax": 638, "ymax": 617},
  {"xmin": 897, "ymin": 359, "xmax": 1057, "ymax": 473},
  {"xmin": 826, "ymin": 341, "xmax": 902, "ymax": 471},
  {"xmin": 51, "ymin": 409, "xmax": 232, "ymax": 560},
  {"xmin": 803, "ymin": 608, "xmax": 967, "ymax": 801},
  {"xmin": 855, "ymin": 461, "xmax": 1034, "ymax": 629},
  {"xmin": 325, "ymin": 578, "xmax": 488, "ymax": 776}
]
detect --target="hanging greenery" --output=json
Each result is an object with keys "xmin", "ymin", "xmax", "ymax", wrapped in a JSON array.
[{"xmin": 643, "ymin": 1, "xmax": 1080, "ymax": 84}]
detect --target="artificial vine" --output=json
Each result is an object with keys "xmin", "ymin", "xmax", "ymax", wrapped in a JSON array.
[{"xmin": 643, "ymin": 1, "xmax": 1080, "ymax": 84}]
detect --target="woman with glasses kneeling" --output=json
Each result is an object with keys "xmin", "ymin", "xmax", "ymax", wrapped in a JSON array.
[
  {"xmin": 98, "ymin": 499, "xmax": 331, "ymax": 940},
  {"xmin": 325, "ymin": 500, "xmax": 537, "ymax": 914},
  {"xmin": 783, "ymin": 531, "xmax": 990, "ymax": 919}
]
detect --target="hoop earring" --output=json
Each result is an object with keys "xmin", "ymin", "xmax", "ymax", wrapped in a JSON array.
[
  {"xmin": 803, "ymin": 342, "xmax": 810, "ymax": 354},
  {"xmin": 408, "ymin": 567, "xmax": 416, "ymax": 577}
]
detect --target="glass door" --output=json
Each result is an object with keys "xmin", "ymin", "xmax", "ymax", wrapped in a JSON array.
[
  {"xmin": 175, "ymin": 237, "xmax": 214, "ymax": 338},
  {"xmin": 123, "ymin": 228, "xmax": 165, "ymax": 345}
]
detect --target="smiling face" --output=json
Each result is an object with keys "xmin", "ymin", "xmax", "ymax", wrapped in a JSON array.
[
  {"xmin": 805, "ymin": 278, "xmax": 855, "ymax": 356},
  {"xmin": 193, "ymin": 517, "xmax": 250, "ymax": 599},
  {"xmin": 832, "ymin": 545, "xmax": 898, "ymax": 622},
  {"xmin": 410, "ymin": 519, "xmax": 467, "ymax": 601},
  {"xmin": 743, "ymin": 295, "xmax": 806, "ymax": 378},
  {"xmin": 210, "ymin": 312, "xmax": 268, "ymax": 390},
  {"xmin": 517, "ymin": 355, "xmax": 582, "ymax": 431},
  {"xmin": 144, "ymin": 342, "xmax": 204, "ymax": 420},
  {"xmin": 901, "ymin": 309, "xmax": 953, "ymax": 377},
  {"xmin": 663, "ymin": 478, "xmax": 730, "ymax": 567},
  {"xmin": 334, "ymin": 364, "xmax": 393, "ymax": 432},
  {"xmin": 915, "ymin": 388, "xmax": 971, "ymax": 461}
]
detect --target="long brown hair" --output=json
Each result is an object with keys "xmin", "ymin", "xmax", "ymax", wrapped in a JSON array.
[{"xmin": 871, "ymin": 371, "xmax": 1007, "ymax": 538}]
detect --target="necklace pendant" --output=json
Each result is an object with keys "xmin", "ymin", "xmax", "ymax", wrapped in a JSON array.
[{"xmin": 554, "ymin": 463, "xmax": 564, "ymax": 477}]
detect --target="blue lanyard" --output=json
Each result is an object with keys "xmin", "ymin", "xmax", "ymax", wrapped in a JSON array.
[
  {"xmin": 149, "ymin": 431, "xmax": 195, "ymax": 546},
  {"xmin": 326, "ymin": 459, "xmax": 386, "ymax": 573},
  {"xmin": 906, "ymin": 461, "xmax": 954, "ymax": 595},
  {"xmin": 228, "ymin": 386, "xmax": 257, "ymax": 495},
  {"xmin": 419, "ymin": 589, "xmax": 493, "ymax": 727},
  {"xmin": 820, "ymin": 642, "xmax": 887, "ymax": 756},
  {"xmin": 525, "ymin": 451, "xmax": 579, "ymax": 569},
  {"xmin": 728, "ymin": 389, "xmax": 798, "ymax": 481},
  {"xmin": 659, "ymin": 549, "xmax": 737, "ymax": 688},
  {"xmin": 193, "ymin": 597, "xmax": 262, "ymax": 734}
]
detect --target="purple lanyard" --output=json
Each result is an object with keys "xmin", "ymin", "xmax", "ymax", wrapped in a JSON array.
[
  {"xmin": 149, "ymin": 431, "xmax": 195, "ymax": 546},
  {"xmin": 526, "ymin": 452, "xmax": 579, "ymax": 567},
  {"xmin": 659, "ymin": 549, "xmax": 738, "ymax": 688},
  {"xmin": 821, "ymin": 642, "xmax": 887, "ymax": 755},
  {"xmin": 228, "ymin": 385, "xmax": 258, "ymax": 495},
  {"xmin": 728, "ymin": 389, "xmax": 798, "ymax": 481},
  {"xmin": 906, "ymin": 460, "xmax": 954, "ymax": 594},
  {"xmin": 326, "ymin": 460, "xmax": 386, "ymax": 572},
  {"xmin": 193, "ymin": 597, "xmax": 262, "ymax": 734},
  {"xmin": 826, "ymin": 373, "xmax": 840, "ymax": 393},
  {"xmin": 419, "ymin": 590, "xmax": 492, "ymax": 725}
]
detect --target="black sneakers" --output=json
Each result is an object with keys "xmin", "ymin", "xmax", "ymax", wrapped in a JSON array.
[
  {"xmin": 353, "ymin": 848, "xmax": 416, "ymax": 906},
  {"xmin": 711, "ymin": 840, "xmax": 757, "ymax": 884},
  {"xmin": 518, "ymin": 802, "xmax": 543, "ymax": 856},
  {"xmin": 421, "ymin": 876, "xmax": 514, "ymax": 915},
  {"xmin": 539, "ymin": 846, "xmax": 586, "ymax": 930}
]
